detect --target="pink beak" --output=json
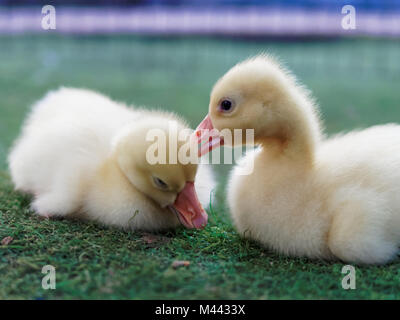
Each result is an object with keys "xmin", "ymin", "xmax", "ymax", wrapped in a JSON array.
[
  {"xmin": 195, "ymin": 115, "xmax": 224, "ymax": 157},
  {"xmin": 171, "ymin": 182, "xmax": 208, "ymax": 229}
]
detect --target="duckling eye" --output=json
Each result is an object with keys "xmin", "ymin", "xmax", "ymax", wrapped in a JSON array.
[
  {"xmin": 153, "ymin": 177, "xmax": 169, "ymax": 190},
  {"xmin": 218, "ymin": 99, "xmax": 234, "ymax": 113}
]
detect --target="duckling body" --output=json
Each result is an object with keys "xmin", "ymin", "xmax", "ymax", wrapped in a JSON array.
[
  {"xmin": 9, "ymin": 87, "xmax": 214, "ymax": 231},
  {"xmin": 198, "ymin": 56, "xmax": 400, "ymax": 264},
  {"xmin": 229, "ymin": 125, "xmax": 400, "ymax": 264}
]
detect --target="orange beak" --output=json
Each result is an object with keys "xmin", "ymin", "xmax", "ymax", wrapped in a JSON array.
[
  {"xmin": 171, "ymin": 182, "xmax": 208, "ymax": 229},
  {"xmin": 195, "ymin": 114, "xmax": 224, "ymax": 157}
]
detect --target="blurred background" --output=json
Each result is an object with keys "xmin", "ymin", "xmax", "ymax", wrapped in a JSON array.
[{"xmin": 0, "ymin": 0, "xmax": 399, "ymax": 189}]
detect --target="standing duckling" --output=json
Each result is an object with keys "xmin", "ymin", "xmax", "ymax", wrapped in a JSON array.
[
  {"xmin": 9, "ymin": 88, "xmax": 214, "ymax": 231},
  {"xmin": 196, "ymin": 55, "xmax": 400, "ymax": 264}
]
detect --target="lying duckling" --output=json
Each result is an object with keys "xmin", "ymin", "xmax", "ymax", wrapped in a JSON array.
[
  {"xmin": 9, "ymin": 87, "xmax": 214, "ymax": 231},
  {"xmin": 197, "ymin": 55, "xmax": 400, "ymax": 264}
]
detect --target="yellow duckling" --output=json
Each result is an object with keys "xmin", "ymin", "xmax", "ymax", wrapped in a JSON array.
[
  {"xmin": 197, "ymin": 55, "xmax": 400, "ymax": 264},
  {"xmin": 9, "ymin": 87, "xmax": 214, "ymax": 231}
]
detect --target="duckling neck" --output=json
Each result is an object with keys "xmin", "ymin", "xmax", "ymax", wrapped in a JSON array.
[
  {"xmin": 95, "ymin": 155, "xmax": 131, "ymax": 192},
  {"xmin": 257, "ymin": 109, "xmax": 321, "ymax": 164}
]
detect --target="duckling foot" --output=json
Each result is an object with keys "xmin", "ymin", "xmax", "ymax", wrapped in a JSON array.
[{"xmin": 30, "ymin": 195, "xmax": 58, "ymax": 219}]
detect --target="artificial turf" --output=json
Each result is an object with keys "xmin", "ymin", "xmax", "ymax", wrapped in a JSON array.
[{"xmin": 1, "ymin": 35, "xmax": 400, "ymax": 299}]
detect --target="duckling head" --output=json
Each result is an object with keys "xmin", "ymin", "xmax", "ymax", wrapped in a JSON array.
[
  {"xmin": 197, "ymin": 55, "xmax": 322, "ymax": 159},
  {"xmin": 113, "ymin": 116, "xmax": 207, "ymax": 229}
]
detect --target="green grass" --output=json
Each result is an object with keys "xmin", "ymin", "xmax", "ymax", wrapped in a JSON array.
[{"xmin": 1, "ymin": 35, "xmax": 400, "ymax": 299}]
